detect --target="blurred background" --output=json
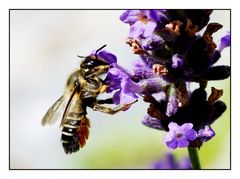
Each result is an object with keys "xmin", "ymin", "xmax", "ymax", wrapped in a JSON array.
[{"xmin": 10, "ymin": 10, "xmax": 230, "ymax": 169}]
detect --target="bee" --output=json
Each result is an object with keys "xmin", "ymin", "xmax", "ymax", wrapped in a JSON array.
[{"xmin": 41, "ymin": 45, "xmax": 135, "ymax": 154}]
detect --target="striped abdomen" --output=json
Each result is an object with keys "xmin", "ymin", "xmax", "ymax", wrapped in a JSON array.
[{"xmin": 61, "ymin": 112, "xmax": 90, "ymax": 154}]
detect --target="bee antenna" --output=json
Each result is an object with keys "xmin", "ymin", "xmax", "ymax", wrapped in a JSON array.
[
  {"xmin": 95, "ymin": 44, "xmax": 107, "ymax": 58},
  {"xmin": 77, "ymin": 55, "xmax": 86, "ymax": 58}
]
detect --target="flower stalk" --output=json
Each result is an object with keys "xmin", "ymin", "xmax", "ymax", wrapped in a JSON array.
[{"xmin": 187, "ymin": 147, "xmax": 201, "ymax": 169}]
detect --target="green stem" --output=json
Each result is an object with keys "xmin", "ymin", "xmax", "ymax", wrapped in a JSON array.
[{"xmin": 187, "ymin": 147, "xmax": 201, "ymax": 169}]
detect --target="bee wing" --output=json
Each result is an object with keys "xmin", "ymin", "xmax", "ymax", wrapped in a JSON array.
[
  {"xmin": 41, "ymin": 96, "xmax": 66, "ymax": 126},
  {"xmin": 60, "ymin": 87, "xmax": 91, "ymax": 149},
  {"xmin": 59, "ymin": 86, "xmax": 80, "ymax": 127}
]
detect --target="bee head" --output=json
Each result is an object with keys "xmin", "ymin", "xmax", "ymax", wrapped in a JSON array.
[
  {"xmin": 79, "ymin": 45, "xmax": 110, "ymax": 76},
  {"xmin": 81, "ymin": 56, "xmax": 109, "ymax": 70}
]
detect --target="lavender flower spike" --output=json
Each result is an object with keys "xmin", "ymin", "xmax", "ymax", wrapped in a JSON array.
[{"xmin": 164, "ymin": 122, "xmax": 197, "ymax": 149}]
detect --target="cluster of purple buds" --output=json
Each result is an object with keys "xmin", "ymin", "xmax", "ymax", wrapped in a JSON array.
[
  {"xmin": 120, "ymin": 10, "xmax": 230, "ymax": 83},
  {"xmin": 142, "ymin": 85, "xmax": 222, "ymax": 149},
  {"xmin": 94, "ymin": 10, "xmax": 230, "ymax": 150}
]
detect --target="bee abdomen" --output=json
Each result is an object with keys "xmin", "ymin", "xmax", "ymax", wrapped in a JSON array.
[
  {"xmin": 61, "ymin": 115, "xmax": 90, "ymax": 154},
  {"xmin": 61, "ymin": 119, "xmax": 80, "ymax": 154}
]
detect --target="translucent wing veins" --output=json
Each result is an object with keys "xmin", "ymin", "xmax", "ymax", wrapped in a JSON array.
[{"xmin": 41, "ymin": 96, "xmax": 65, "ymax": 126}]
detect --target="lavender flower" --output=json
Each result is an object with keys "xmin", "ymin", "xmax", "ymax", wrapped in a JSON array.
[
  {"xmin": 198, "ymin": 126, "xmax": 215, "ymax": 142},
  {"xmin": 89, "ymin": 49, "xmax": 117, "ymax": 64},
  {"xmin": 142, "ymin": 115, "xmax": 164, "ymax": 130},
  {"xmin": 143, "ymin": 86, "xmax": 226, "ymax": 149},
  {"xmin": 117, "ymin": 10, "xmax": 230, "ymax": 150},
  {"xmin": 141, "ymin": 34, "xmax": 165, "ymax": 51},
  {"xmin": 166, "ymin": 94, "xmax": 178, "ymax": 117},
  {"xmin": 164, "ymin": 122, "xmax": 197, "ymax": 149},
  {"xmin": 152, "ymin": 153, "xmax": 192, "ymax": 169},
  {"xmin": 101, "ymin": 10, "xmax": 230, "ymax": 151},
  {"xmin": 171, "ymin": 54, "xmax": 184, "ymax": 69},
  {"xmin": 105, "ymin": 57, "xmax": 169, "ymax": 105},
  {"xmin": 120, "ymin": 10, "xmax": 167, "ymax": 39},
  {"xmin": 121, "ymin": 10, "xmax": 230, "ymax": 83},
  {"xmin": 105, "ymin": 65, "xmax": 130, "ymax": 93},
  {"xmin": 120, "ymin": 10, "xmax": 157, "ymax": 39},
  {"xmin": 217, "ymin": 31, "xmax": 230, "ymax": 53}
]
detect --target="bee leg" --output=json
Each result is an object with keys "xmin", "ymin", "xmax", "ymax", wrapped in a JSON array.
[
  {"xmin": 84, "ymin": 85, "xmax": 108, "ymax": 95},
  {"xmin": 97, "ymin": 98, "xmax": 113, "ymax": 104},
  {"xmin": 92, "ymin": 104, "xmax": 127, "ymax": 114},
  {"xmin": 98, "ymin": 85, "xmax": 108, "ymax": 93},
  {"xmin": 91, "ymin": 100, "xmax": 137, "ymax": 115}
]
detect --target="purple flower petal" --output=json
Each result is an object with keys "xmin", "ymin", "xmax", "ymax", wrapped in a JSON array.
[
  {"xmin": 152, "ymin": 153, "xmax": 192, "ymax": 169},
  {"xmin": 129, "ymin": 20, "xmax": 157, "ymax": 39},
  {"xmin": 164, "ymin": 130, "xmax": 176, "ymax": 142},
  {"xmin": 181, "ymin": 123, "xmax": 197, "ymax": 141},
  {"xmin": 166, "ymin": 139, "xmax": 178, "ymax": 149},
  {"xmin": 142, "ymin": 21, "xmax": 157, "ymax": 38},
  {"xmin": 179, "ymin": 157, "xmax": 192, "ymax": 169},
  {"xmin": 141, "ymin": 34, "xmax": 164, "ymax": 50},
  {"xmin": 142, "ymin": 115, "xmax": 164, "ymax": 130},
  {"xmin": 132, "ymin": 58, "xmax": 156, "ymax": 79},
  {"xmin": 164, "ymin": 122, "xmax": 197, "ymax": 149},
  {"xmin": 217, "ymin": 31, "xmax": 230, "ymax": 53},
  {"xmin": 105, "ymin": 65, "xmax": 132, "ymax": 93},
  {"xmin": 97, "ymin": 50, "xmax": 117, "ymax": 64},
  {"xmin": 198, "ymin": 126, "xmax": 215, "ymax": 142},
  {"xmin": 168, "ymin": 122, "xmax": 180, "ymax": 131},
  {"xmin": 181, "ymin": 123, "xmax": 194, "ymax": 132},
  {"xmin": 129, "ymin": 21, "xmax": 145, "ymax": 38},
  {"xmin": 172, "ymin": 54, "xmax": 184, "ymax": 69},
  {"xmin": 108, "ymin": 68, "xmax": 128, "ymax": 80},
  {"xmin": 112, "ymin": 90, "xmax": 121, "ymax": 104},
  {"xmin": 120, "ymin": 10, "xmax": 159, "ymax": 39},
  {"xmin": 113, "ymin": 90, "xmax": 137, "ymax": 105},
  {"xmin": 122, "ymin": 78, "xmax": 141, "ymax": 93},
  {"xmin": 138, "ymin": 77, "xmax": 169, "ymax": 94},
  {"xmin": 107, "ymin": 56, "xmax": 169, "ymax": 104},
  {"xmin": 177, "ymin": 136, "xmax": 189, "ymax": 148},
  {"xmin": 120, "ymin": 10, "xmax": 142, "ymax": 24},
  {"xmin": 89, "ymin": 49, "xmax": 117, "ymax": 64},
  {"xmin": 132, "ymin": 58, "xmax": 147, "ymax": 69},
  {"xmin": 152, "ymin": 153, "xmax": 176, "ymax": 169},
  {"xmin": 185, "ymin": 129, "xmax": 197, "ymax": 141},
  {"xmin": 166, "ymin": 95, "xmax": 178, "ymax": 117},
  {"xmin": 149, "ymin": 10, "xmax": 167, "ymax": 22},
  {"xmin": 105, "ymin": 68, "xmax": 127, "ymax": 92}
]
